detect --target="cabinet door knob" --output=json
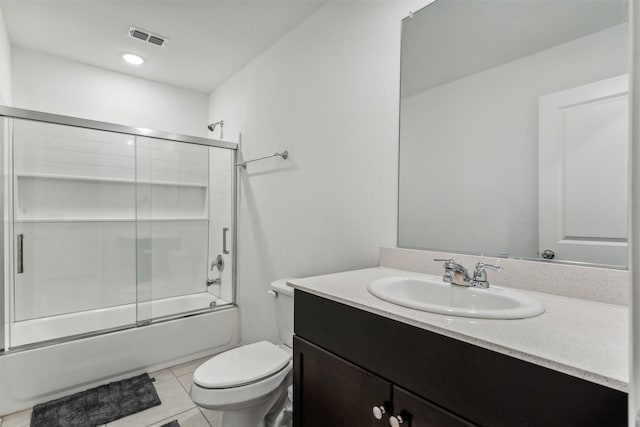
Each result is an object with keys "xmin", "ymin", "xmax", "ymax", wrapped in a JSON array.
[
  {"xmin": 389, "ymin": 415, "xmax": 404, "ymax": 427},
  {"xmin": 372, "ymin": 405, "xmax": 386, "ymax": 420}
]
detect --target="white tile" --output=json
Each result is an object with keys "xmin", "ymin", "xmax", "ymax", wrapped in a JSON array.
[
  {"xmin": 200, "ymin": 408, "xmax": 223, "ymax": 427},
  {"xmin": 177, "ymin": 373, "xmax": 193, "ymax": 393},
  {"xmin": 1, "ymin": 409, "xmax": 31, "ymax": 427},
  {"xmin": 149, "ymin": 368, "xmax": 176, "ymax": 385},
  {"xmin": 107, "ymin": 375, "xmax": 195, "ymax": 427},
  {"xmin": 148, "ymin": 408, "xmax": 211, "ymax": 427},
  {"xmin": 170, "ymin": 356, "xmax": 210, "ymax": 378}
]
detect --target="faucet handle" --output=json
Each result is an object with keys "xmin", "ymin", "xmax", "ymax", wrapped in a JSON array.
[
  {"xmin": 476, "ymin": 262, "xmax": 502, "ymax": 272},
  {"xmin": 434, "ymin": 258, "xmax": 455, "ymax": 283},
  {"xmin": 471, "ymin": 262, "xmax": 502, "ymax": 288}
]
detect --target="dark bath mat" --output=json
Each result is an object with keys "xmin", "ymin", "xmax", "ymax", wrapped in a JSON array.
[
  {"xmin": 160, "ymin": 421, "xmax": 180, "ymax": 427},
  {"xmin": 30, "ymin": 373, "xmax": 161, "ymax": 427}
]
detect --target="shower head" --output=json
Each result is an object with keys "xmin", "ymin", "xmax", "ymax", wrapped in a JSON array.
[{"xmin": 207, "ymin": 120, "xmax": 224, "ymax": 132}]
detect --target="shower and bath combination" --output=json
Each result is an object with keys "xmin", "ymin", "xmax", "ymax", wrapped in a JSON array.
[
  {"xmin": 0, "ymin": 106, "xmax": 242, "ymax": 415},
  {"xmin": 0, "ymin": 107, "xmax": 238, "ymax": 351}
]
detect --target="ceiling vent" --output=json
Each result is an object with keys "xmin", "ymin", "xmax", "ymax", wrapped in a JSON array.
[{"xmin": 127, "ymin": 26, "xmax": 169, "ymax": 48}]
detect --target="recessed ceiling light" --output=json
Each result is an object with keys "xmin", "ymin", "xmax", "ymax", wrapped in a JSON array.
[{"xmin": 121, "ymin": 53, "xmax": 145, "ymax": 65}]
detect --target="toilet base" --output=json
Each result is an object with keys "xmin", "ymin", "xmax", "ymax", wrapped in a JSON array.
[
  {"xmin": 219, "ymin": 385, "xmax": 283, "ymax": 427},
  {"xmin": 221, "ymin": 407, "xmax": 267, "ymax": 427}
]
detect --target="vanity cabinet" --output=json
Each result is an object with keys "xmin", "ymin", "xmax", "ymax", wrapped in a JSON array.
[
  {"xmin": 293, "ymin": 291, "xmax": 627, "ymax": 427},
  {"xmin": 293, "ymin": 337, "xmax": 391, "ymax": 427},
  {"xmin": 391, "ymin": 386, "xmax": 474, "ymax": 427},
  {"xmin": 294, "ymin": 337, "xmax": 473, "ymax": 427}
]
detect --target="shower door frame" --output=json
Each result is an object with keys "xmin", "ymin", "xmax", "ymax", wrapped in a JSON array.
[
  {"xmin": 0, "ymin": 106, "xmax": 238, "ymax": 353},
  {"xmin": 0, "ymin": 117, "xmax": 5, "ymax": 353}
]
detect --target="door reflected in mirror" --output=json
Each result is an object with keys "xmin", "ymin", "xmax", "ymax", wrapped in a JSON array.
[{"xmin": 398, "ymin": 0, "xmax": 629, "ymax": 267}]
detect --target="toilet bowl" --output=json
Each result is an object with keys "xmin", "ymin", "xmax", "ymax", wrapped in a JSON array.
[{"xmin": 190, "ymin": 279, "xmax": 294, "ymax": 427}]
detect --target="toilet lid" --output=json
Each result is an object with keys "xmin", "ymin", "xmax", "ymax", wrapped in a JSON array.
[{"xmin": 193, "ymin": 341, "xmax": 292, "ymax": 388}]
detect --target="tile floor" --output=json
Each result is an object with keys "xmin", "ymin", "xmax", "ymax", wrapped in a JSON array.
[{"xmin": 0, "ymin": 356, "xmax": 223, "ymax": 427}]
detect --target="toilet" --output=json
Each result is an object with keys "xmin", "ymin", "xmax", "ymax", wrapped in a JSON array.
[{"xmin": 190, "ymin": 279, "xmax": 294, "ymax": 427}]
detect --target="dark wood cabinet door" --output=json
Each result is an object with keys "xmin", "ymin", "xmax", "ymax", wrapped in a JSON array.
[
  {"xmin": 294, "ymin": 336, "xmax": 392, "ymax": 427},
  {"xmin": 392, "ymin": 386, "xmax": 476, "ymax": 427}
]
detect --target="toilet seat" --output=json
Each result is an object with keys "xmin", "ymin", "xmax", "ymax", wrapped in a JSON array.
[{"xmin": 193, "ymin": 341, "xmax": 291, "ymax": 389}]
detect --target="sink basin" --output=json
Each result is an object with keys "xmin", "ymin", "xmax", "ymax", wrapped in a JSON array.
[{"xmin": 368, "ymin": 276, "xmax": 544, "ymax": 319}]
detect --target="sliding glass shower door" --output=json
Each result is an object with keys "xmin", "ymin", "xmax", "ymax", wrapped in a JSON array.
[
  {"xmin": 4, "ymin": 115, "xmax": 235, "ymax": 350},
  {"xmin": 136, "ymin": 137, "xmax": 226, "ymax": 322},
  {"xmin": 10, "ymin": 119, "xmax": 138, "ymax": 347}
]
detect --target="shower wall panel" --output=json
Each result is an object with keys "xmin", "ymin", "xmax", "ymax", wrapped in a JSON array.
[
  {"xmin": 137, "ymin": 220, "xmax": 209, "ymax": 301},
  {"xmin": 13, "ymin": 120, "xmax": 136, "ymax": 180},
  {"xmin": 14, "ymin": 222, "xmax": 136, "ymax": 321}
]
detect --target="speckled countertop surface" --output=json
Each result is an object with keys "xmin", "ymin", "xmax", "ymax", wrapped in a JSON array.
[{"xmin": 287, "ymin": 267, "xmax": 628, "ymax": 392}]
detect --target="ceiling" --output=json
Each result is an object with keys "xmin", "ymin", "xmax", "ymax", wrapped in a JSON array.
[
  {"xmin": 401, "ymin": 0, "xmax": 629, "ymax": 98},
  {"xmin": 0, "ymin": 0, "xmax": 326, "ymax": 94}
]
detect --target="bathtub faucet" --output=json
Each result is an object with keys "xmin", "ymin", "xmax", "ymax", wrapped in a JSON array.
[{"xmin": 207, "ymin": 278, "xmax": 221, "ymax": 287}]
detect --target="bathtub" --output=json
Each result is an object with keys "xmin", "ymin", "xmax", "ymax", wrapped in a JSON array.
[
  {"xmin": 0, "ymin": 298, "xmax": 238, "ymax": 416},
  {"xmin": 9, "ymin": 292, "xmax": 227, "ymax": 348}
]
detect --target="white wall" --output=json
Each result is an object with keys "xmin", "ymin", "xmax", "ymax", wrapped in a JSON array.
[
  {"xmin": 11, "ymin": 48, "xmax": 209, "ymax": 137},
  {"xmin": 208, "ymin": 1, "xmax": 428, "ymax": 344},
  {"xmin": 0, "ymin": 5, "xmax": 12, "ymax": 106},
  {"xmin": 399, "ymin": 23, "xmax": 628, "ymax": 258}
]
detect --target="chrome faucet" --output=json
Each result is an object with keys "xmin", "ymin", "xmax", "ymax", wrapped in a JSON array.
[
  {"xmin": 434, "ymin": 258, "xmax": 471, "ymax": 285},
  {"xmin": 434, "ymin": 259, "xmax": 502, "ymax": 288},
  {"xmin": 207, "ymin": 254, "xmax": 224, "ymax": 287},
  {"xmin": 207, "ymin": 277, "xmax": 221, "ymax": 287}
]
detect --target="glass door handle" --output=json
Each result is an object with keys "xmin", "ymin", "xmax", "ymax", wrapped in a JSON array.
[
  {"xmin": 223, "ymin": 227, "xmax": 229, "ymax": 254},
  {"xmin": 17, "ymin": 234, "xmax": 24, "ymax": 274}
]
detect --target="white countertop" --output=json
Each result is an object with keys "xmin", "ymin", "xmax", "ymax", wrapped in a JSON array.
[{"xmin": 288, "ymin": 267, "xmax": 628, "ymax": 392}]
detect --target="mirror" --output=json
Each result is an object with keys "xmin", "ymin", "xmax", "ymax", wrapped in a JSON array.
[{"xmin": 398, "ymin": 0, "xmax": 630, "ymax": 267}]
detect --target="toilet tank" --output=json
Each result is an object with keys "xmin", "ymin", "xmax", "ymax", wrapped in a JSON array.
[{"xmin": 269, "ymin": 279, "xmax": 294, "ymax": 348}]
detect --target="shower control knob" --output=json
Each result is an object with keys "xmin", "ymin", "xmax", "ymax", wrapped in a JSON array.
[
  {"xmin": 372, "ymin": 405, "xmax": 386, "ymax": 420},
  {"xmin": 389, "ymin": 415, "xmax": 405, "ymax": 427}
]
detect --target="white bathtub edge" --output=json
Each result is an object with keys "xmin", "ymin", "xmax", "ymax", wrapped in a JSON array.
[{"xmin": 0, "ymin": 307, "xmax": 239, "ymax": 416}]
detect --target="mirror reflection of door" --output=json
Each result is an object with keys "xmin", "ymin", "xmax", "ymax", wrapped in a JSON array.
[
  {"xmin": 538, "ymin": 75, "xmax": 628, "ymax": 266},
  {"xmin": 398, "ymin": 0, "xmax": 629, "ymax": 267}
]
